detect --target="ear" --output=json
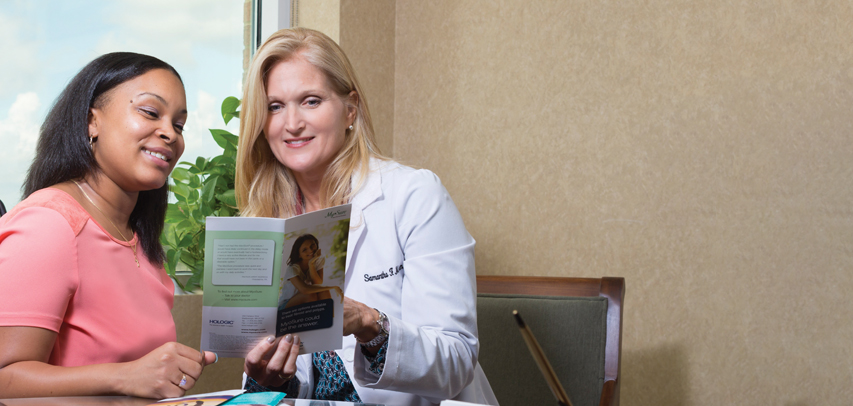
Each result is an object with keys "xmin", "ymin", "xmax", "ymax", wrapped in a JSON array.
[
  {"xmin": 346, "ymin": 91, "xmax": 359, "ymax": 126},
  {"xmin": 88, "ymin": 108, "xmax": 101, "ymax": 139}
]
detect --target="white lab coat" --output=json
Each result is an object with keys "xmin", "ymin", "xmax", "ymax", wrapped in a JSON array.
[{"xmin": 290, "ymin": 158, "xmax": 498, "ymax": 405}]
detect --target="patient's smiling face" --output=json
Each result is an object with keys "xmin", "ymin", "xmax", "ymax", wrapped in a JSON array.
[{"xmin": 88, "ymin": 68, "xmax": 187, "ymax": 192}]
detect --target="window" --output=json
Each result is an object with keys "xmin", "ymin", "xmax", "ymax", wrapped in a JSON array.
[{"xmin": 0, "ymin": 0, "xmax": 246, "ymax": 208}]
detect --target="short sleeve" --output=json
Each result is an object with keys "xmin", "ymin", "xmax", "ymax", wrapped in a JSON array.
[
  {"xmin": 288, "ymin": 263, "xmax": 309, "ymax": 283},
  {"xmin": 289, "ymin": 264, "xmax": 302, "ymax": 280},
  {"xmin": 279, "ymin": 264, "xmax": 299, "ymax": 307},
  {"xmin": 0, "ymin": 207, "xmax": 80, "ymax": 332}
]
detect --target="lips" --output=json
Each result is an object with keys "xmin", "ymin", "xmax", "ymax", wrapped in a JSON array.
[
  {"xmin": 285, "ymin": 137, "xmax": 314, "ymax": 146},
  {"xmin": 143, "ymin": 147, "xmax": 173, "ymax": 162}
]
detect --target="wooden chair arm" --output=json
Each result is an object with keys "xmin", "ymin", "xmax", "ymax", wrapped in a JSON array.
[{"xmin": 599, "ymin": 379, "xmax": 618, "ymax": 406}]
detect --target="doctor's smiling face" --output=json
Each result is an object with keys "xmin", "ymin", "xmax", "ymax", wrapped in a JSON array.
[{"xmin": 263, "ymin": 54, "xmax": 356, "ymax": 182}]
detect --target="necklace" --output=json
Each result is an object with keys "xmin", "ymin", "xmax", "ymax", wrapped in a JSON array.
[{"xmin": 72, "ymin": 180, "xmax": 140, "ymax": 267}]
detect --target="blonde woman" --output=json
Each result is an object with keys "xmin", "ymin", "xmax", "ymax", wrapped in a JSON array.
[{"xmin": 237, "ymin": 28, "xmax": 497, "ymax": 405}]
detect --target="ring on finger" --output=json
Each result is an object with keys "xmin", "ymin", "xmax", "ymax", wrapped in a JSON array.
[
  {"xmin": 278, "ymin": 372, "xmax": 290, "ymax": 381},
  {"xmin": 179, "ymin": 374, "xmax": 187, "ymax": 388}
]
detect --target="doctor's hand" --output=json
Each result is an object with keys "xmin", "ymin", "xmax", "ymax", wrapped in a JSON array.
[
  {"xmin": 245, "ymin": 334, "xmax": 301, "ymax": 388},
  {"xmin": 118, "ymin": 342, "xmax": 217, "ymax": 399},
  {"xmin": 343, "ymin": 297, "xmax": 381, "ymax": 341}
]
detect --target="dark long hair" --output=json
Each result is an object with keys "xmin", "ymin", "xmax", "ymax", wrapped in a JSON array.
[
  {"xmin": 23, "ymin": 52, "xmax": 183, "ymax": 266},
  {"xmin": 287, "ymin": 234, "xmax": 319, "ymax": 267}
]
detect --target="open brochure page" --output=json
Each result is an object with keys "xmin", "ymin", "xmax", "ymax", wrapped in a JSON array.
[
  {"xmin": 201, "ymin": 205, "xmax": 351, "ymax": 357},
  {"xmin": 275, "ymin": 205, "xmax": 350, "ymax": 354}
]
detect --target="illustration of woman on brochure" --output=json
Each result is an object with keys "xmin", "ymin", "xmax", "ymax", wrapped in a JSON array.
[{"xmin": 279, "ymin": 234, "xmax": 343, "ymax": 310}]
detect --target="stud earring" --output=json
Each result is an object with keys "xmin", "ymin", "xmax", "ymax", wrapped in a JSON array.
[{"xmin": 348, "ymin": 125, "xmax": 354, "ymax": 131}]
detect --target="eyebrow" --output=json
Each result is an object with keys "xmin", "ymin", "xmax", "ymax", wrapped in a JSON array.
[
  {"xmin": 267, "ymin": 89, "xmax": 330, "ymax": 100},
  {"xmin": 138, "ymin": 92, "xmax": 188, "ymax": 114}
]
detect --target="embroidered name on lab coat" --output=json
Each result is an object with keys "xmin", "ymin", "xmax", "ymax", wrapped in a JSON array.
[{"xmin": 364, "ymin": 264, "xmax": 403, "ymax": 282}]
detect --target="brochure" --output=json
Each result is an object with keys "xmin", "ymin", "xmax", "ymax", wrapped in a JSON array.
[
  {"xmin": 200, "ymin": 204, "xmax": 351, "ymax": 358},
  {"xmin": 152, "ymin": 389, "xmax": 240, "ymax": 405}
]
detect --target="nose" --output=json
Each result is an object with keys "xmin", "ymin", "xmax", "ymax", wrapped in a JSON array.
[
  {"xmin": 284, "ymin": 105, "xmax": 304, "ymax": 134},
  {"xmin": 158, "ymin": 124, "xmax": 178, "ymax": 144}
]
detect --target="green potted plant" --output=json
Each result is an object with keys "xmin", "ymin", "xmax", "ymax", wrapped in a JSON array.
[{"xmin": 161, "ymin": 97, "xmax": 241, "ymax": 293}]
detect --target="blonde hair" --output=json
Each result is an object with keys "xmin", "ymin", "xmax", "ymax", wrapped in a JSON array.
[{"xmin": 236, "ymin": 28, "xmax": 385, "ymax": 218}]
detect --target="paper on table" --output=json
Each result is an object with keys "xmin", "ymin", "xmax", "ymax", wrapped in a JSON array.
[{"xmin": 152, "ymin": 389, "xmax": 243, "ymax": 405}]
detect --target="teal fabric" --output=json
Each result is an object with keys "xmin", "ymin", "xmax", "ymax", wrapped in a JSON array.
[
  {"xmin": 477, "ymin": 294, "xmax": 608, "ymax": 406},
  {"xmin": 312, "ymin": 350, "xmax": 361, "ymax": 402},
  {"xmin": 221, "ymin": 391, "xmax": 285, "ymax": 405}
]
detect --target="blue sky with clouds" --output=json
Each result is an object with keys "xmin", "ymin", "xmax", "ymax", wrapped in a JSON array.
[{"xmin": 0, "ymin": 0, "xmax": 245, "ymax": 208}]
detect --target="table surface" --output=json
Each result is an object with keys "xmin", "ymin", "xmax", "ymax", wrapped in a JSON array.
[
  {"xmin": 0, "ymin": 397, "xmax": 383, "ymax": 406},
  {"xmin": 0, "ymin": 398, "xmax": 151, "ymax": 406}
]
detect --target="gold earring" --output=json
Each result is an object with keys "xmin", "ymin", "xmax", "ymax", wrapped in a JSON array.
[{"xmin": 89, "ymin": 135, "xmax": 95, "ymax": 149}]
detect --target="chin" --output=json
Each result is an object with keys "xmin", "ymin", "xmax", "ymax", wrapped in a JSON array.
[
  {"xmin": 138, "ymin": 177, "xmax": 170, "ymax": 192},
  {"xmin": 283, "ymin": 158, "xmax": 331, "ymax": 176}
]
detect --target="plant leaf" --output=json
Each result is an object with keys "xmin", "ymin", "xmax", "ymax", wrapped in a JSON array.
[
  {"xmin": 201, "ymin": 177, "xmax": 218, "ymax": 203},
  {"xmin": 210, "ymin": 129, "xmax": 238, "ymax": 150},
  {"xmin": 191, "ymin": 207, "xmax": 204, "ymax": 223},
  {"xmin": 221, "ymin": 96, "xmax": 241, "ymax": 125},
  {"xmin": 166, "ymin": 249, "xmax": 181, "ymax": 275},
  {"xmin": 216, "ymin": 189, "xmax": 237, "ymax": 208},
  {"xmin": 185, "ymin": 270, "xmax": 203, "ymax": 293},
  {"xmin": 178, "ymin": 234, "xmax": 194, "ymax": 249},
  {"xmin": 177, "ymin": 219, "xmax": 195, "ymax": 230},
  {"xmin": 165, "ymin": 204, "xmax": 185, "ymax": 223},
  {"xmin": 171, "ymin": 167, "xmax": 191, "ymax": 181},
  {"xmin": 180, "ymin": 251, "xmax": 197, "ymax": 268},
  {"xmin": 188, "ymin": 174, "xmax": 202, "ymax": 189},
  {"xmin": 171, "ymin": 183, "xmax": 191, "ymax": 199}
]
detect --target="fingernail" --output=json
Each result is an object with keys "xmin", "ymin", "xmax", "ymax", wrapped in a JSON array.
[
  {"xmin": 266, "ymin": 336, "xmax": 276, "ymax": 344},
  {"xmin": 284, "ymin": 334, "xmax": 293, "ymax": 343},
  {"xmin": 213, "ymin": 352, "xmax": 219, "ymax": 364}
]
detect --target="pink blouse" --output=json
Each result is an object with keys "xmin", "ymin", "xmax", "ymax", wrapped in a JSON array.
[{"xmin": 0, "ymin": 188, "xmax": 176, "ymax": 366}]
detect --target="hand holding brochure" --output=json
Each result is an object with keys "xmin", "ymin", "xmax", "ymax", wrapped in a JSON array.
[{"xmin": 201, "ymin": 204, "xmax": 351, "ymax": 358}]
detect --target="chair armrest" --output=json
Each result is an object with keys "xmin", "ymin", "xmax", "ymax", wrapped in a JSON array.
[{"xmin": 598, "ymin": 379, "xmax": 618, "ymax": 406}]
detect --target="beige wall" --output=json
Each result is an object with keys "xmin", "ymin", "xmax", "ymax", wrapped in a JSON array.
[
  {"xmin": 298, "ymin": 1, "xmax": 853, "ymax": 405},
  {"xmin": 296, "ymin": 0, "xmax": 341, "ymax": 42},
  {"xmin": 340, "ymin": 0, "xmax": 396, "ymax": 156}
]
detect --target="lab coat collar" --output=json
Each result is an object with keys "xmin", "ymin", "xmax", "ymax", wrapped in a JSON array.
[
  {"xmin": 346, "ymin": 158, "xmax": 385, "ymax": 272},
  {"xmin": 350, "ymin": 158, "xmax": 384, "ymax": 213}
]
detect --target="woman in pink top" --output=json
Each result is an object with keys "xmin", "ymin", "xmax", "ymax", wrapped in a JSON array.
[{"xmin": 0, "ymin": 53, "xmax": 216, "ymax": 398}]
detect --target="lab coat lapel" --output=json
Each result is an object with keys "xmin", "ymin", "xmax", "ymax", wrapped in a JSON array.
[{"xmin": 345, "ymin": 159, "xmax": 383, "ymax": 274}]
